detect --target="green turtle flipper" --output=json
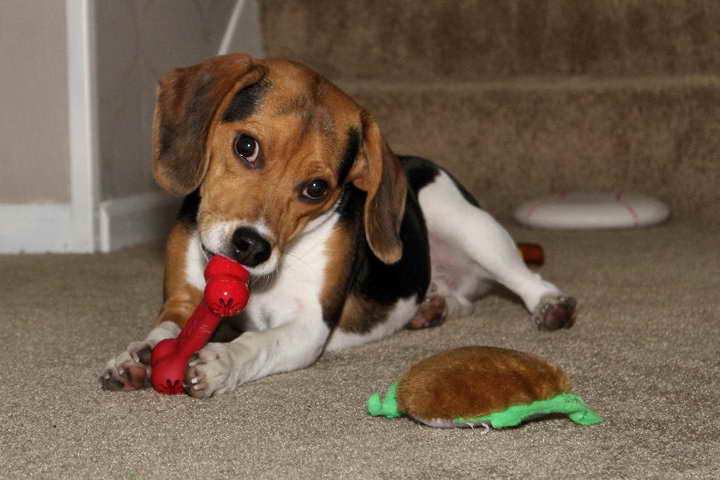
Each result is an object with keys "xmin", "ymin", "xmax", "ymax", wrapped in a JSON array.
[
  {"xmin": 569, "ymin": 407, "xmax": 604, "ymax": 426},
  {"xmin": 367, "ymin": 383, "xmax": 401, "ymax": 418},
  {"xmin": 367, "ymin": 392, "xmax": 384, "ymax": 416},
  {"xmin": 456, "ymin": 393, "xmax": 604, "ymax": 429},
  {"xmin": 558, "ymin": 393, "xmax": 604, "ymax": 426}
]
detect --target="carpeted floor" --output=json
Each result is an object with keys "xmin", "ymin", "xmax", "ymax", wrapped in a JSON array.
[{"xmin": 2, "ymin": 217, "xmax": 718, "ymax": 479}]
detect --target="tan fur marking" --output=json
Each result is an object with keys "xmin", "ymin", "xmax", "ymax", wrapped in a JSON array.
[
  {"xmin": 319, "ymin": 221, "xmax": 355, "ymax": 325},
  {"xmin": 337, "ymin": 294, "xmax": 393, "ymax": 334},
  {"xmin": 396, "ymin": 346, "xmax": 572, "ymax": 421},
  {"xmin": 157, "ymin": 223, "xmax": 202, "ymax": 328}
]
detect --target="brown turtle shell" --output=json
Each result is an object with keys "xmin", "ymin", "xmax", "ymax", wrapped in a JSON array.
[{"xmin": 396, "ymin": 346, "xmax": 571, "ymax": 421}]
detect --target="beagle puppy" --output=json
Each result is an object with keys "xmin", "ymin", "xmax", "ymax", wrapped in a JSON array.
[{"xmin": 101, "ymin": 53, "xmax": 576, "ymax": 398}]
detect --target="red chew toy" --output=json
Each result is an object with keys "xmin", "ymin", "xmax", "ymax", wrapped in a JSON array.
[
  {"xmin": 150, "ymin": 255, "xmax": 250, "ymax": 395},
  {"xmin": 517, "ymin": 242, "xmax": 545, "ymax": 267}
]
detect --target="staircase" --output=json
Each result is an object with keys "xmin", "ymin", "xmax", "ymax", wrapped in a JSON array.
[{"xmin": 260, "ymin": 0, "xmax": 720, "ymax": 222}]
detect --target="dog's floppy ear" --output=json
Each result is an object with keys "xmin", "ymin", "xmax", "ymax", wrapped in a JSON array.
[
  {"xmin": 351, "ymin": 115, "xmax": 407, "ymax": 264},
  {"xmin": 152, "ymin": 54, "xmax": 265, "ymax": 195}
]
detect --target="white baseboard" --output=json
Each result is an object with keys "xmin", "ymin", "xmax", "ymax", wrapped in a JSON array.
[
  {"xmin": 0, "ymin": 204, "xmax": 74, "ymax": 253},
  {"xmin": 99, "ymin": 192, "xmax": 181, "ymax": 252},
  {"xmin": 0, "ymin": 194, "xmax": 180, "ymax": 254}
]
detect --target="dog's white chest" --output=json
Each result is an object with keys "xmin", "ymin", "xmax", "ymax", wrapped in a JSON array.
[{"xmin": 243, "ymin": 212, "xmax": 339, "ymax": 330}]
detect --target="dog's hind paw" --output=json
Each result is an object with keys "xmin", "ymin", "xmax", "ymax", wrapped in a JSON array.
[
  {"xmin": 407, "ymin": 295, "xmax": 448, "ymax": 329},
  {"xmin": 532, "ymin": 295, "xmax": 577, "ymax": 331}
]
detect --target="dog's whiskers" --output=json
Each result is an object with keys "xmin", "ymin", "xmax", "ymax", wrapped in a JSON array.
[
  {"xmin": 284, "ymin": 252, "xmax": 317, "ymax": 273},
  {"xmin": 249, "ymin": 269, "xmax": 279, "ymax": 291}
]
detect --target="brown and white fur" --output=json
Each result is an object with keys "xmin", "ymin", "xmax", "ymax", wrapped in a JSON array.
[{"xmin": 101, "ymin": 54, "xmax": 576, "ymax": 398}]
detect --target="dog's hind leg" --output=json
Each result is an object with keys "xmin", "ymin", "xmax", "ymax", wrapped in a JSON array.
[{"xmin": 416, "ymin": 170, "xmax": 576, "ymax": 330}]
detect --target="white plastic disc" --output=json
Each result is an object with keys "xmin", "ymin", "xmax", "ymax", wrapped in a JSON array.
[{"xmin": 514, "ymin": 192, "xmax": 670, "ymax": 230}]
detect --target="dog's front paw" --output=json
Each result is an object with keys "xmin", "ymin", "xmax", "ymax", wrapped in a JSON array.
[
  {"xmin": 100, "ymin": 341, "xmax": 153, "ymax": 391},
  {"xmin": 532, "ymin": 295, "xmax": 577, "ymax": 331},
  {"xmin": 184, "ymin": 343, "xmax": 236, "ymax": 399}
]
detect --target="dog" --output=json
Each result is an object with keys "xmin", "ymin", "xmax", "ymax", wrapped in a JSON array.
[{"xmin": 101, "ymin": 53, "xmax": 576, "ymax": 398}]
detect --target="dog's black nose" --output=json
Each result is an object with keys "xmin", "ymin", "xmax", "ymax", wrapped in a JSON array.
[{"xmin": 231, "ymin": 227, "xmax": 271, "ymax": 267}]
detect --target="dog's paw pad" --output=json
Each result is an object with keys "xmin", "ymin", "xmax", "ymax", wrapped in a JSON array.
[
  {"xmin": 100, "ymin": 343, "xmax": 152, "ymax": 391},
  {"xmin": 407, "ymin": 295, "xmax": 448, "ymax": 329},
  {"xmin": 533, "ymin": 295, "xmax": 577, "ymax": 331},
  {"xmin": 100, "ymin": 360, "xmax": 150, "ymax": 391}
]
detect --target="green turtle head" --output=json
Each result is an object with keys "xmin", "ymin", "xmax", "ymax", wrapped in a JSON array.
[{"xmin": 367, "ymin": 383, "xmax": 401, "ymax": 418}]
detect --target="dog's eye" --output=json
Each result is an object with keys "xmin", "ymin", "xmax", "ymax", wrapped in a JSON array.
[
  {"xmin": 234, "ymin": 134, "xmax": 262, "ymax": 168},
  {"xmin": 301, "ymin": 179, "xmax": 330, "ymax": 202}
]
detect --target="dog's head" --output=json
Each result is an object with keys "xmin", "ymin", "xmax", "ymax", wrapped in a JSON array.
[{"xmin": 153, "ymin": 53, "xmax": 406, "ymax": 276}]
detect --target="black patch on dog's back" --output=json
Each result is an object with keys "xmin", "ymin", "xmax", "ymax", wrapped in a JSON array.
[
  {"xmin": 354, "ymin": 186, "xmax": 430, "ymax": 304},
  {"xmin": 401, "ymin": 155, "xmax": 480, "ymax": 207},
  {"xmin": 222, "ymin": 81, "xmax": 268, "ymax": 123},
  {"xmin": 326, "ymin": 155, "xmax": 483, "ymax": 331},
  {"xmin": 330, "ymin": 183, "xmax": 430, "ymax": 331},
  {"xmin": 401, "ymin": 156, "xmax": 439, "ymax": 191}
]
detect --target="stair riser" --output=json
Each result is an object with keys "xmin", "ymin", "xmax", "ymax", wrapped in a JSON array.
[
  {"xmin": 342, "ymin": 80, "xmax": 720, "ymax": 221},
  {"xmin": 262, "ymin": 0, "xmax": 720, "ymax": 80}
]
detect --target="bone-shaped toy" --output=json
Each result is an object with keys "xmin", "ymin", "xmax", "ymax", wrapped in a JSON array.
[{"xmin": 150, "ymin": 255, "xmax": 250, "ymax": 395}]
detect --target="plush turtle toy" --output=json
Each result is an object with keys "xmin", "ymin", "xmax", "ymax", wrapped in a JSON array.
[{"xmin": 368, "ymin": 346, "xmax": 603, "ymax": 430}]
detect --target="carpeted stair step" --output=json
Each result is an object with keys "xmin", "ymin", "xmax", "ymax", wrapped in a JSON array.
[
  {"xmin": 259, "ymin": 1, "xmax": 719, "ymax": 221},
  {"xmin": 336, "ymin": 75, "xmax": 720, "ymax": 222},
  {"xmin": 261, "ymin": 0, "xmax": 720, "ymax": 81}
]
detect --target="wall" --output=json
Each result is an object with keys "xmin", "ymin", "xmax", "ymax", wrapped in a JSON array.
[
  {"xmin": 0, "ymin": 0, "xmax": 264, "ymax": 253},
  {"xmin": 0, "ymin": 0, "xmax": 70, "ymax": 204},
  {"xmin": 95, "ymin": 0, "xmax": 264, "ymax": 201}
]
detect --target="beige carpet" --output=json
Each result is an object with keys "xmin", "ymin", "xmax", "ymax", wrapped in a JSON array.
[{"xmin": 2, "ymin": 217, "xmax": 718, "ymax": 479}]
